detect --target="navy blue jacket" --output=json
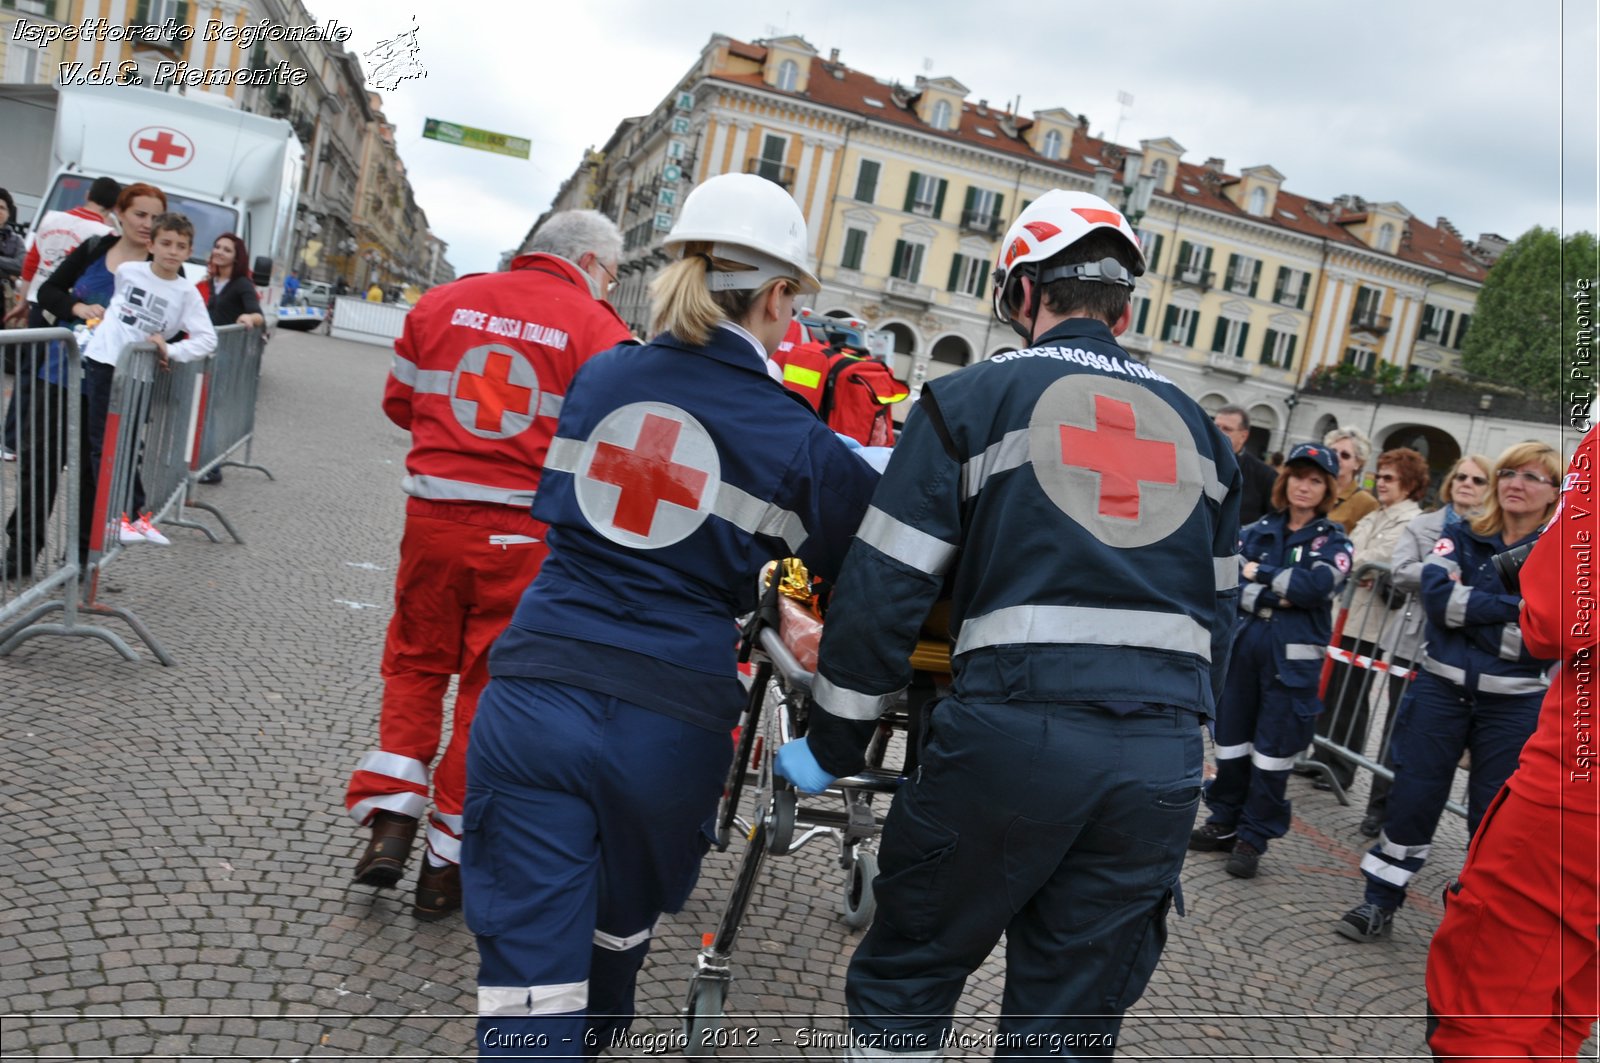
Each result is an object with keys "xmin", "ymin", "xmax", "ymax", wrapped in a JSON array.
[
  {"xmin": 1235, "ymin": 511, "xmax": 1353, "ymax": 689},
  {"xmin": 490, "ymin": 326, "xmax": 879, "ymax": 732},
  {"xmin": 805, "ymin": 317, "xmax": 1243, "ymax": 777},
  {"xmin": 1417, "ymin": 521, "xmax": 1554, "ymax": 697}
]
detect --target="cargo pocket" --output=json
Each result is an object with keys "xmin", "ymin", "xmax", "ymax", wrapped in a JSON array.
[
  {"xmin": 459, "ymin": 789, "xmax": 503, "ymax": 938},
  {"xmin": 1101, "ymin": 889, "xmax": 1174, "ymax": 1012},
  {"xmin": 872, "ymin": 791, "xmax": 959, "ymax": 942}
]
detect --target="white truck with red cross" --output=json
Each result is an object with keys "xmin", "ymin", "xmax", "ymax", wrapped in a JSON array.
[{"xmin": 0, "ymin": 81, "xmax": 303, "ymax": 315}]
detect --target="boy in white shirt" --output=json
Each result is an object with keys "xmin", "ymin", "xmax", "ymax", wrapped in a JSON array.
[{"xmin": 83, "ymin": 213, "xmax": 217, "ymax": 545}]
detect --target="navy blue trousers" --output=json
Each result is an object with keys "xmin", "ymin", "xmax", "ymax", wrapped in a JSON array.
[
  {"xmin": 462, "ymin": 677, "xmax": 730, "ymax": 1059},
  {"xmin": 1205, "ymin": 620, "xmax": 1319, "ymax": 852},
  {"xmin": 1361, "ymin": 671, "xmax": 1542, "ymax": 910},
  {"xmin": 844, "ymin": 697, "xmax": 1202, "ymax": 1059}
]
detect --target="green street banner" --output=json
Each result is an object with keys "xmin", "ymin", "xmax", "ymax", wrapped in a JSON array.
[{"xmin": 422, "ymin": 118, "xmax": 530, "ymax": 160}]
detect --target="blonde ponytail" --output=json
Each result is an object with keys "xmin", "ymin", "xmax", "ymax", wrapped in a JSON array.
[{"xmin": 650, "ymin": 242, "xmax": 795, "ymax": 346}]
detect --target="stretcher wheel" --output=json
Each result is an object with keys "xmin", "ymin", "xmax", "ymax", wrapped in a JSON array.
[
  {"xmin": 839, "ymin": 850, "xmax": 878, "ymax": 929},
  {"xmin": 682, "ymin": 973, "xmax": 727, "ymax": 1061},
  {"xmin": 765, "ymin": 789, "xmax": 796, "ymax": 854}
]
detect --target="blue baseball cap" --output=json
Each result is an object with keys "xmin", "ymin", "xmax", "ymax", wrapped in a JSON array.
[{"xmin": 1285, "ymin": 441, "xmax": 1339, "ymax": 478}]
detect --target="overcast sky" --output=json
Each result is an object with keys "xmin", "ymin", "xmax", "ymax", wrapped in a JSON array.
[{"xmin": 309, "ymin": 0, "xmax": 1598, "ymax": 277}]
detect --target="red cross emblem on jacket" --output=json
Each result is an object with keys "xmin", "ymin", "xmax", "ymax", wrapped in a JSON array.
[
  {"xmin": 572, "ymin": 402, "xmax": 721, "ymax": 548},
  {"xmin": 450, "ymin": 343, "xmax": 541, "ymax": 439}
]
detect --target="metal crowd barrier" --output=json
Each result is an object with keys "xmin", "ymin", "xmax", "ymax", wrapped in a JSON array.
[
  {"xmin": 184, "ymin": 324, "xmax": 273, "ymax": 543},
  {"xmin": 1299, "ymin": 560, "xmax": 1466, "ymax": 820},
  {"xmin": 0, "ymin": 328, "xmax": 150, "ymax": 662}
]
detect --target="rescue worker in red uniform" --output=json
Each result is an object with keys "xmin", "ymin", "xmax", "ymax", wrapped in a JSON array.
[
  {"xmin": 1425, "ymin": 424, "xmax": 1597, "ymax": 1060},
  {"xmin": 344, "ymin": 210, "xmax": 633, "ymax": 920}
]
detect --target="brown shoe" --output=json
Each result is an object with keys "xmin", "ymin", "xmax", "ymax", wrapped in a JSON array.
[
  {"xmin": 353, "ymin": 811, "xmax": 418, "ymax": 888},
  {"xmin": 413, "ymin": 859, "xmax": 461, "ymax": 921}
]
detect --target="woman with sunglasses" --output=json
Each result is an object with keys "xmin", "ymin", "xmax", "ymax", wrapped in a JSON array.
[
  {"xmin": 1322, "ymin": 425, "xmax": 1378, "ymax": 532},
  {"xmin": 1352, "ymin": 453, "xmax": 1493, "ymax": 835},
  {"xmin": 1338, "ymin": 441, "xmax": 1562, "ymax": 943}
]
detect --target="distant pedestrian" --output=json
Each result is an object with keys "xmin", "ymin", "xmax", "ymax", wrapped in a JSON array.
[
  {"xmin": 1213, "ymin": 403, "xmax": 1278, "ymax": 524},
  {"xmin": 281, "ymin": 271, "xmax": 300, "ymax": 307},
  {"xmin": 1324, "ymin": 425, "xmax": 1377, "ymax": 531}
]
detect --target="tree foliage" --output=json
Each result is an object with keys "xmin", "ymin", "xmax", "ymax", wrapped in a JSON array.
[{"xmin": 1460, "ymin": 227, "xmax": 1598, "ymax": 399}]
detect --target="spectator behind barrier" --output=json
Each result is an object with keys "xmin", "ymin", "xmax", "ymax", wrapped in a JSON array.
[
  {"xmin": 1215, "ymin": 403, "xmax": 1279, "ymax": 525},
  {"xmin": 1323, "ymin": 424, "xmax": 1377, "ymax": 531}
]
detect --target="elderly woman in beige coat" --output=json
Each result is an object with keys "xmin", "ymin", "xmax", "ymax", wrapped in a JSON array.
[{"xmin": 1309, "ymin": 447, "xmax": 1430, "ymax": 792}]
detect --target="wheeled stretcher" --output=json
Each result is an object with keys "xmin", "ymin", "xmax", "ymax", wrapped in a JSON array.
[{"xmin": 679, "ymin": 575, "xmax": 950, "ymax": 1058}]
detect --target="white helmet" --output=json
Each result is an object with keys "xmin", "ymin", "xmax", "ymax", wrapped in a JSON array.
[
  {"xmin": 664, "ymin": 172, "xmax": 821, "ymax": 294},
  {"xmin": 991, "ymin": 189, "xmax": 1145, "ymax": 327}
]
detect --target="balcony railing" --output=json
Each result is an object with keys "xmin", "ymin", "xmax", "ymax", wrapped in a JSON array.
[
  {"xmin": 1173, "ymin": 266, "xmax": 1215, "ymax": 291},
  {"xmin": 1350, "ymin": 311, "xmax": 1393, "ymax": 334},
  {"xmin": 960, "ymin": 210, "xmax": 1002, "ymax": 237},
  {"xmin": 1206, "ymin": 351, "xmax": 1256, "ymax": 377},
  {"xmin": 885, "ymin": 277, "xmax": 934, "ymax": 303},
  {"xmin": 744, "ymin": 158, "xmax": 795, "ymax": 190}
]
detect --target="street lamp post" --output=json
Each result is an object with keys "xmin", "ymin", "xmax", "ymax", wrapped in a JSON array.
[
  {"xmin": 1282, "ymin": 392, "xmax": 1300, "ymax": 451},
  {"xmin": 1092, "ymin": 149, "xmax": 1157, "ymax": 228}
]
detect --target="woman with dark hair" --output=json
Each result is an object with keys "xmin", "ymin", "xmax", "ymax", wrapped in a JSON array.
[
  {"xmin": 0, "ymin": 188, "xmax": 24, "ymax": 318},
  {"xmin": 200, "ymin": 233, "xmax": 264, "ymax": 330},
  {"xmin": 1311, "ymin": 447, "xmax": 1430, "ymax": 791},
  {"xmin": 1190, "ymin": 442, "xmax": 1354, "ymax": 879}
]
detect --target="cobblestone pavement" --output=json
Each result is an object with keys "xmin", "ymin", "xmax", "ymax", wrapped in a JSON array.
[{"xmin": 0, "ymin": 329, "xmax": 1495, "ymax": 1060}]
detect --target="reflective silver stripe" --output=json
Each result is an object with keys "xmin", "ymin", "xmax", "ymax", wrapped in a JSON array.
[
  {"xmin": 1239, "ymin": 584, "xmax": 1264, "ymax": 613},
  {"xmin": 404, "ymin": 368, "xmax": 454, "ymax": 395},
  {"xmin": 593, "ymin": 926, "xmax": 653, "ymax": 951},
  {"xmin": 1197, "ymin": 455, "xmax": 1228, "ymax": 504},
  {"xmin": 434, "ymin": 811, "xmax": 463, "ymax": 833},
  {"xmin": 961, "ymin": 428, "xmax": 1030, "ymax": 500},
  {"xmin": 1214, "ymin": 741, "xmax": 1252, "ymax": 761},
  {"xmin": 402, "ymin": 474, "xmax": 536, "ymax": 508},
  {"xmin": 538, "ymin": 392, "xmax": 563, "ymax": 419},
  {"xmin": 856, "ymin": 506, "xmax": 958, "ymax": 575},
  {"xmin": 1424, "ymin": 553, "xmax": 1461, "ymax": 577},
  {"xmin": 1285, "ymin": 643, "xmax": 1325, "ymax": 661},
  {"xmin": 954, "ymin": 604, "xmax": 1211, "ymax": 660},
  {"xmin": 1480, "ymin": 672, "xmax": 1550, "ymax": 695},
  {"xmin": 1377, "ymin": 830, "xmax": 1431, "ymax": 861},
  {"xmin": 355, "ymin": 750, "xmax": 429, "ymax": 787},
  {"xmin": 1270, "ymin": 568, "xmax": 1293, "ymax": 597},
  {"xmin": 390, "ymin": 355, "xmax": 418, "ymax": 386},
  {"xmin": 545, "ymin": 435, "xmax": 583, "ymax": 473},
  {"xmin": 1216, "ymin": 555, "xmax": 1242, "ymax": 591},
  {"xmin": 711, "ymin": 483, "xmax": 807, "ymax": 553},
  {"xmin": 425, "ymin": 823, "xmax": 461, "ymax": 864},
  {"xmin": 349, "ymin": 792, "xmax": 427, "ymax": 824},
  {"xmin": 1251, "ymin": 749, "xmax": 1299, "ymax": 772},
  {"xmin": 813, "ymin": 672, "xmax": 900, "ymax": 722},
  {"xmin": 1499, "ymin": 623, "xmax": 1524, "ymax": 661},
  {"xmin": 1360, "ymin": 851, "xmax": 1415, "ymax": 887},
  {"xmin": 1445, "ymin": 581, "xmax": 1473, "ymax": 627},
  {"xmin": 1421, "ymin": 653, "xmax": 1467, "ymax": 686},
  {"xmin": 478, "ymin": 980, "xmax": 588, "ymax": 1016}
]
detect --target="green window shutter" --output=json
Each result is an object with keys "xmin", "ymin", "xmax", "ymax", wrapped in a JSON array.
[
  {"xmin": 1162, "ymin": 305, "xmax": 1178, "ymax": 341},
  {"xmin": 1236, "ymin": 322, "xmax": 1249, "ymax": 356},
  {"xmin": 1297, "ymin": 272, "xmax": 1309, "ymax": 309},
  {"xmin": 1178, "ymin": 241, "xmax": 1193, "ymax": 271},
  {"xmin": 1211, "ymin": 318, "xmax": 1228, "ymax": 353},
  {"xmin": 856, "ymin": 161, "xmax": 878, "ymax": 203},
  {"xmin": 1225, "ymin": 254, "xmax": 1240, "ymax": 290},
  {"xmin": 136, "ymin": 0, "xmax": 150, "ymax": 21},
  {"xmin": 1285, "ymin": 333, "xmax": 1298, "ymax": 369},
  {"xmin": 1136, "ymin": 299, "xmax": 1150, "ymax": 334},
  {"xmin": 892, "ymin": 239, "xmax": 907, "ymax": 277},
  {"xmin": 1455, "ymin": 313, "xmax": 1471, "ymax": 348},
  {"xmin": 947, "ymin": 253, "xmax": 964, "ymax": 292},
  {"xmin": 842, "ymin": 229, "xmax": 865, "ymax": 270},
  {"xmin": 1442, "ymin": 309, "xmax": 1455, "ymax": 340},
  {"xmin": 1273, "ymin": 266, "xmax": 1287, "ymax": 303},
  {"xmin": 1248, "ymin": 260, "xmax": 1262, "ymax": 298},
  {"xmin": 176, "ymin": 0, "xmax": 190, "ymax": 27},
  {"xmin": 1201, "ymin": 245, "xmax": 1213, "ymax": 272},
  {"xmin": 1260, "ymin": 328, "xmax": 1276, "ymax": 363},
  {"xmin": 992, "ymin": 193, "xmax": 1004, "ymax": 222},
  {"xmin": 1419, "ymin": 304, "xmax": 1433, "ymax": 337},
  {"xmin": 933, "ymin": 178, "xmax": 948, "ymax": 219},
  {"xmin": 1145, "ymin": 233, "xmax": 1162, "ymax": 273},
  {"xmin": 1019, "ymin": 198, "xmax": 1031, "ymax": 217},
  {"xmin": 903, "ymin": 173, "xmax": 919, "ymax": 213},
  {"xmin": 963, "ymin": 186, "xmax": 976, "ymax": 215},
  {"xmin": 1186, "ymin": 314, "xmax": 1199, "ymax": 347}
]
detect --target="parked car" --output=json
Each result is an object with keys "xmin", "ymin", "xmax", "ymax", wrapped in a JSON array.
[{"xmin": 302, "ymin": 280, "xmax": 333, "ymax": 309}]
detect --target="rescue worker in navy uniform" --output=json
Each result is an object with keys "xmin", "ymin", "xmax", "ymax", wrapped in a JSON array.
[
  {"xmin": 459, "ymin": 173, "xmax": 879, "ymax": 1058},
  {"xmin": 1337, "ymin": 440, "xmax": 1561, "ymax": 943},
  {"xmin": 776, "ymin": 190, "xmax": 1243, "ymax": 1059},
  {"xmin": 1189, "ymin": 443, "xmax": 1353, "ymax": 878}
]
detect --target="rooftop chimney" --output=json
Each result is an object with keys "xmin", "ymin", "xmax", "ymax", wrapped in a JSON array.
[
  {"xmin": 1204, "ymin": 157, "xmax": 1226, "ymax": 173},
  {"xmin": 829, "ymin": 47, "xmax": 839, "ymax": 63}
]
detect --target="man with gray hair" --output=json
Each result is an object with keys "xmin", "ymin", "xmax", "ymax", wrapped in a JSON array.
[
  {"xmin": 343, "ymin": 209, "xmax": 633, "ymax": 921},
  {"xmin": 1213, "ymin": 403, "xmax": 1279, "ymax": 524}
]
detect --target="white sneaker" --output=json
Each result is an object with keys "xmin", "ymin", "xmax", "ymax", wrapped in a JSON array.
[
  {"xmin": 118, "ymin": 514, "xmax": 146, "ymax": 544},
  {"xmin": 130, "ymin": 514, "xmax": 171, "ymax": 546}
]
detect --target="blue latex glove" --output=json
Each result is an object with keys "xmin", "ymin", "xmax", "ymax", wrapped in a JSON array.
[
  {"xmin": 857, "ymin": 446, "xmax": 893, "ymax": 473},
  {"xmin": 774, "ymin": 737, "xmax": 835, "ymax": 794},
  {"xmin": 833, "ymin": 431, "xmax": 864, "ymax": 451}
]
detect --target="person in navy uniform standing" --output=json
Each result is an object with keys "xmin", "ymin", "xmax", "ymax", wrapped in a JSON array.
[
  {"xmin": 459, "ymin": 173, "xmax": 879, "ymax": 1058},
  {"xmin": 776, "ymin": 190, "xmax": 1243, "ymax": 1058},
  {"xmin": 1189, "ymin": 443, "xmax": 1353, "ymax": 878}
]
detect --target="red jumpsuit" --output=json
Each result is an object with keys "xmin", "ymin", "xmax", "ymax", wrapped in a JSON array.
[
  {"xmin": 343, "ymin": 254, "xmax": 632, "ymax": 866},
  {"xmin": 1426, "ymin": 426, "xmax": 1598, "ymax": 1060}
]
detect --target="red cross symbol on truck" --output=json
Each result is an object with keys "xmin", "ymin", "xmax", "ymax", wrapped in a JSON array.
[
  {"xmin": 1058, "ymin": 394, "xmax": 1178, "ymax": 520},
  {"xmin": 457, "ymin": 351, "xmax": 533, "ymax": 433},
  {"xmin": 130, "ymin": 127, "xmax": 193, "ymax": 170},
  {"xmin": 588, "ymin": 413, "xmax": 710, "ymax": 537}
]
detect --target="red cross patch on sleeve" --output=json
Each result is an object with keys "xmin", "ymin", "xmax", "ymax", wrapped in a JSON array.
[{"xmin": 1432, "ymin": 537, "xmax": 1455, "ymax": 556}]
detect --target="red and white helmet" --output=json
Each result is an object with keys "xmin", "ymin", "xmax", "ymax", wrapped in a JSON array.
[{"xmin": 990, "ymin": 190, "xmax": 1145, "ymax": 326}]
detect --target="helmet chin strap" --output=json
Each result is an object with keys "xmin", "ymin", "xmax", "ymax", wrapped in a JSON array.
[{"xmin": 1006, "ymin": 273, "xmax": 1042, "ymax": 345}]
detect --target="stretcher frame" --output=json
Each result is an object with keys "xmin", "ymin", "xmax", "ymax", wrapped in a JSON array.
[{"xmin": 680, "ymin": 600, "xmax": 947, "ymax": 1058}]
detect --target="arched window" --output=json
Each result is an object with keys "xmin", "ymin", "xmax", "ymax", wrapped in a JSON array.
[
  {"xmin": 930, "ymin": 99, "xmax": 952, "ymax": 130},
  {"xmin": 1377, "ymin": 222, "xmax": 1396, "ymax": 252},
  {"xmin": 1041, "ymin": 129, "xmax": 1062, "ymax": 160},
  {"xmin": 1248, "ymin": 187, "xmax": 1267, "ymax": 216},
  {"xmin": 776, "ymin": 59, "xmax": 798, "ymax": 92},
  {"xmin": 1150, "ymin": 158, "xmax": 1168, "ymax": 184}
]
